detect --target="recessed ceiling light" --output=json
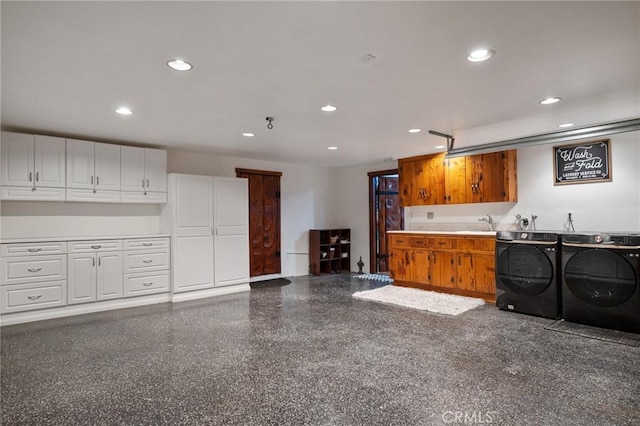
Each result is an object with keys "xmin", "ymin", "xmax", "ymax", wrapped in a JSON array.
[
  {"xmin": 242, "ymin": 133, "xmax": 255, "ymax": 137},
  {"xmin": 167, "ymin": 59, "xmax": 192, "ymax": 71},
  {"xmin": 408, "ymin": 128, "xmax": 422, "ymax": 133},
  {"xmin": 435, "ymin": 145, "xmax": 446, "ymax": 149},
  {"xmin": 558, "ymin": 123, "xmax": 574, "ymax": 128},
  {"xmin": 115, "ymin": 107, "xmax": 133, "ymax": 115},
  {"xmin": 328, "ymin": 146, "xmax": 338, "ymax": 150},
  {"xmin": 467, "ymin": 48, "xmax": 495, "ymax": 62},
  {"xmin": 540, "ymin": 97, "xmax": 561, "ymax": 105},
  {"xmin": 321, "ymin": 105, "xmax": 338, "ymax": 112}
]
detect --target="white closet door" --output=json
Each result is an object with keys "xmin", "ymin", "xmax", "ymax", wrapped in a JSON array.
[
  {"xmin": 174, "ymin": 174, "xmax": 213, "ymax": 237},
  {"xmin": 173, "ymin": 235, "xmax": 214, "ymax": 292},
  {"xmin": 145, "ymin": 148, "xmax": 167, "ymax": 192},
  {"xmin": 34, "ymin": 135, "xmax": 66, "ymax": 188},
  {"xmin": 213, "ymin": 177, "xmax": 249, "ymax": 286},
  {"xmin": 66, "ymin": 139, "xmax": 95, "ymax": 189},
  {"xmin": 120, "ymin": 146, "xmax": 145, "ymax": 191},
  {"xmin": 1, "ymin": 132, "xmax": 34, "ymax": 187},
  {"xmin": 94, "ymin": 143, "xmax": 121, "ymax": 191}
]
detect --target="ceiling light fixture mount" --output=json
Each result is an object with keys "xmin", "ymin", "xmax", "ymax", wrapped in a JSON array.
[
  {"xmin": 467, "ymin": 48, "xmax": 495, "ymax": 62},
  {"xmin": 266, "ymin": 116, "xmax": 274, "ymax": 130},
  {"xmin": 428, "ymin": 130, "xmax": 455, "ymax": 151},
  {"xmin": 167, "ymin": 59, "xmax": 192, "ymax": 71}
]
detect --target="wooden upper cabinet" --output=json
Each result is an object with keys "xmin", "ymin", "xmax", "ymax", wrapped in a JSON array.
[{"xmin": 398, "ymin": 149, "xmax": 517, "ymax": 206}]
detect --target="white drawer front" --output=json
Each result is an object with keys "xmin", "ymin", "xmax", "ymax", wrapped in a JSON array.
[
  {"xmin": 120, "ymin": 191, "xmax": 167, "ymax": 204},
  {"xmin": 66, "ymin": 189, "xmax": 121, "ymax": 203},
  {"xmin": 1, "ymin": 186, "xmax": 66, "ymax": 201},
  {"xmin": 69, "ymin": 240, "xmax": 122, "ymax": 253},
  {"xmin": 124, "ymin": 238, "xmax": 170, "ymax": 251},
  {"xmin": 1, "ymin": 255, "xmax": 67, "ymax": 285},
  {"xmin": 123, "ymin": 249, "xmax": 169, "ymax": 273},
  {"xmin": 1, "ymin": 242, "xmax": 67, "ymax": 257},
  {"xmin": 1, "ymin": 280, "xmax": 67, "ymax": 313},
  {"xmin": 124, "ymin": 271, "xmax": 169, "ymax": 297}
]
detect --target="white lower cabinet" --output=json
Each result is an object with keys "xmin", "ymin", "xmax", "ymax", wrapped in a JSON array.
[
  {"xmin": 123, "ymin": 238, "xmax": 170, "ymax": 297},
  {"xmin": 1, "ymin": 280, "xmax": 67, "ymax": 314},
  {"xmin": 67, "ymin": 251, "xmax": 123, "ymax": 305},
  {"xmin": 124, "ymin": 271, "xmax": 169, "ymax": 297}
]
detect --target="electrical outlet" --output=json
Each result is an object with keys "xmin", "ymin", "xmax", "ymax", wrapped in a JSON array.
[{"xmin": 427, "ymin": 212, "xmax": 434, "ymax": 219}]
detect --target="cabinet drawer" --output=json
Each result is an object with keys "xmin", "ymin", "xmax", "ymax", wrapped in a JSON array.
[
  {"xmin": 1, "ymin": 186, "xmax": 66, "ymax": 201},
  {"xmin": 124, "ymin": 271, "xmax": 169, "ymax": 297},
  {"xmin": 474, "ymin": 239, "xmax": 495, "ymax": 252},
  {"xmin": 124, "ymin": 238, "xmax": 170, "ymax": 251},
  {"xmin": 456, "ymin": 239, "xmax": 475, "ymax": 251},
  {"xmin": 123, "ymin": 249, "xmax": 169, "ymax": 273},
  {"xmin": 1, "ymin": 255, "xmax": 67, "ymax": 285},
  {"xmin": 430, "ymin": 238, "xmax": 453, "ymax": 249},
  {"xmin": 389, "ymin": 235, "xmax": 411, "ymax": 248},
  {"xmin": 69, "ymin": 240, "xmax": 122, "ymax": 253},
  {"xmin": 410, "ymin": 237, "xmax": 428, "ymax": 248},
  {"xmin": 120, "ymin": 191, "xmax": 167, "ymax": 204},
  {"xmin": 1, "ymin": 280, "xmax": 67, "ymax": 314},
  {"xmin": 1, "ymin": 242, "xmax": 67, "ymax": 257}
]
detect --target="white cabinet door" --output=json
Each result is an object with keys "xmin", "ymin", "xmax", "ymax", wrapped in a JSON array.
[
  {"xmin": 173, "ymin": 235, "xmax": 214, "ymax": 292},
  {"xmin": 213, "ymin": 177, "xmax": 249, "ymax": 286},
  {"xmin": 174, "ymin": 174, "xmax": 213, "ymax": 237},
  {"xmin": 66, "ymin": 139, "xmax": 95, "ymax": 189},
  {"xmin": 96, "ymin": 251, "xmax": 123, "ymax": 301},
  {"xmin": 68, "ymin": 253, "xmax": 97, "ymax": 305},
  {"xmin": 145, "ymin": 148, "xmax": 167, "ymax": 192},
  {"xmin": 94, "ymin": 143, "xmax": 120, "ymax": 191},
  {"xmin": 34, "ymin": 135, "xmax": 66, "ymax": 188},
  {"xmin": 1, "ymin": 132, "xmax": 34, "ymax": 187},
  {"xmin": 120, "ymin": 146, "xmax": 145, "ymax": 191}
]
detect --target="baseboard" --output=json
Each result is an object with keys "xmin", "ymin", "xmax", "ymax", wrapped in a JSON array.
[
  {"xmin": 0, "ymin": 293, "xmax": 172, "ymax": 326},
  {"xmin": 170, "ymin": 284, "xmax": 250, "ymax": 303}
]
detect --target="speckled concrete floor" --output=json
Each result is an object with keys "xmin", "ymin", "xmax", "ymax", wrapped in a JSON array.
[{"xmin": 2, "ymin": 274, "xmax": 639, "ymax": 425}]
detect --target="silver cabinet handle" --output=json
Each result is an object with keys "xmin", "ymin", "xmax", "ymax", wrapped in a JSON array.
[
  {"xmin": 98, "ymin": 257, "xmax": 101, "ymax": 266},
  {"xmin": 142, "ymin": 243, "xmax": 152, "ymax": 246},
  {"xmin": 146, "ymin": 178, "xmax": 149, "ymax": 187},
  {"xmin": 91, "ymin": 245, "xmax": 102, "ymax": 249},
  {"xmin": 142, "ymin": 179, "xmax": 145, "ymax": 188},
  {"xmin": 91, "ymin": 175, "xmax": 94, "ymax": 184},
  {"xmin": 96, "ymin": 176, "xmax": 99, "ymax": 186},
  {"xmin": 29, "ymin": 172, "xmax": 33, "ymax": 182},
  {"xmin": 27, "ymin": 295, "xmax": 42, "ymax": 300},
  {"xmin": 142, "ymin": 282, "xmax": 153, "ymax": 286},
  {"xmin": 27, "ymin": 248, "xmax": 42, "ymax": 252},
  {"xmin": 27, "ymin": 267, "xmax": 42, "ymax": 273},
  {"xmin": 36, "ymin": 172, "xmax": 39, "ymax": 182},
  {"xmin": 142, "ymin": 259, "xmax": 153, "ymax": 264},
  {"xmin": 92, "ymin": 257, "xmax": 95, "ymax": 267}
]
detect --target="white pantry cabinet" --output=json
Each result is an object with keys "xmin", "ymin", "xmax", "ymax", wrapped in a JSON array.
[
  {"xmin": 162, "ymin": 174, "xmax": 249, "ymax": 293},
  {"xmin": 66, "ymin": 139, "xmax": 121, "ymax": 202},
  {"xmin": 1, "ymin": 132, "xmax": 66, "ymax": 200},
  {"xmin": 121, "ymin": 146, "xmax": 167, "ymax": 202},
  {"xmin": 67, "ymin": 240, "xmax": 123, "ymax": 304}
]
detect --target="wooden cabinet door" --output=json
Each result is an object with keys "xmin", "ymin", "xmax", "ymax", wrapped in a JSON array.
[
  {"xmin": 411, "ymin": 161, "xmax": 428, "ymax": 205},
  {"xmin": 34, "ymin": 135, "xmax": 66, "ymax": 188},
  {"xmin": 398, "ymin": 160, "xmax": 413, "ymax": 207},
  {"xmin": 426, "ymin": 154, "xmax": 446, "ymax": 205},
  {"xmin": 389, "ymin": 248, "xmax": 409, "ymax": 281},
  {"xmin": 66, "ymin": 139, "xmax": 95, "ymax": 189},
  {"xmin": 480, "ymin": 151, "xmax": 506, "ymax": 202},
  {"xmin": 96, "ymin": 252, "xmax": 123, "ymax": 301},
  {"xmin": 1, "ymin": 132, "xmax": 34, "ymax": 187},
  {"xmin": 473, "ymin": 254, "xmax": 496, "ymax": 294},
  {"xmin": 455, "ymin": 253, "xmax": 475, "ymax": 292},
  {"xmin": 120, "ymin": 146, "xmax": 146, "ymax": 192},
  {"xmin": 411, "ymin": 249, "xmax": 430, "ymax": 284},
  {"xmin": 430, "ymin": 251, "xmax": 455, "ymax": 288},
  {"xmin": 465, "ymin": 155, "xmax": 483, "ymax": 203},
  {"xmin": 94, "ymin": 142, "xmax": 121, "ymax": 191},
  {"xmin": 145, "ymin": 148, "xmax": 167, "ymax": 192},
  {"xmin": 445, "ymin": 156, "xmax": 467, "ymax": 204},
  {"xmin": 68, "ymin": 253, "xmax": 97, "ymax": 305}
]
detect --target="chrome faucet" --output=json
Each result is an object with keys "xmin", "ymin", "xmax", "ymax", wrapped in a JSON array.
[{"xmin": 478, "ymin": 214, "xmax": 494, "ymax": 231}]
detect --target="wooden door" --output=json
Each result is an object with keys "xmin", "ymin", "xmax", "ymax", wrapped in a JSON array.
[{"xmin": 236, "ymin": 169, "xmax": 282, "ymax": 277}]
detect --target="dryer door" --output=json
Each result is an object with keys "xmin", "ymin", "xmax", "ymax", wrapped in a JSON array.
[
  {"xmin": 497, "ymin": 245, "xmax": 554, "ymax": 296},
  {"xmin": 564, "ymin": 248, "xmax": 636, "ymax": 307}
]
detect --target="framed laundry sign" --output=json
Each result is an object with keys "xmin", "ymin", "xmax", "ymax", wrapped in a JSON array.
[{"xmin": 553, "ymin": 139, "xmax": 612, "ymax": 185}]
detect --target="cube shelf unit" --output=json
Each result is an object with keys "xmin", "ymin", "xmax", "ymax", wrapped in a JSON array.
[{"xmin": 309, "ymin": 229, "xmax": 351, "ymax": 275}]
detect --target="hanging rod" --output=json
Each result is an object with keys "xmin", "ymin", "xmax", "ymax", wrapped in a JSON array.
[{"xmin": 446, "ymin": 117, "xmax": 640, "ymax": 157}]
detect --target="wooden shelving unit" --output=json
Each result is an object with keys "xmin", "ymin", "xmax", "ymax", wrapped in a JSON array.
[{"xmin": 309, "ymin": 229, "xmax": 351, "ymax": 275}]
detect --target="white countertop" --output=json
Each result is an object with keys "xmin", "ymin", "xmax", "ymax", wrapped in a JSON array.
[
  {"xmin": 387, "ymin": 230, "xmax": 496, "ymax": 236},
  {"xmin": 0, "ymin": 234, "xmax": 171, "ymax": 244}
]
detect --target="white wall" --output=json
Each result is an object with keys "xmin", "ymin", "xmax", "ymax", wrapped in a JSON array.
[
  {"xmin": 167, "ymin": 149, "xmax": 333, "ymax": 277},
  {"xmin": 329, "ymin": 160, "xmax": 398, "ymax": 274},
  {"xmin": 406, "ymin": 131, "xmax": 640, "ymax": 233},
  {"xmin": 0, "ymin": 202, "xmax": 161, "ymax": 239}
]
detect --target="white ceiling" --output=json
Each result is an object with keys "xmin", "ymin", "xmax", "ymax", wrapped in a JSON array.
[{"xmin": 2, "ymin": 1, "xmax": 639, "ymax": 167}]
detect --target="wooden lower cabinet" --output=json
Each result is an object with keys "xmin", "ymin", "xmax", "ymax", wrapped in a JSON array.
[{"xmin": 388, "ymin": 232, "xmax": 496, "ymax": 302}]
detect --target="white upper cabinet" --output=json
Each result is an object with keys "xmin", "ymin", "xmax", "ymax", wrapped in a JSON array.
[
  {"xmin": 1, "ymin": 132, "xmax": 65, "ymax": 188},
  {"xmin": 121, "ymin": 146, "xmax": 167, "ymax": 202},
  {"xmin": 66, "ymin": 139, "xmax": 121, "ymax": 191}
]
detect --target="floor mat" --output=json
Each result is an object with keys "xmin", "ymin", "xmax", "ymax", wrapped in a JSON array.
[
  {"xmin": 352, "ymin": 285, "xmax": 484, "ymax": 316},
  {"xmin": 354, "ymin": 273, "xmax": 394, "ymax": 282},
  {"xmin": 545, "ymin": 320, "xmax": 640, "ymax": 347},
  {"xmin": 250, "ymin": 278, "xmax": 292, "ymax": 288}
]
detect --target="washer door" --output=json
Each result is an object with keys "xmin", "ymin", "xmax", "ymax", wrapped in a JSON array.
[
  {"xmin": 497, "ymin": 245, "xmax": 554, "ymax": 296},
  {"xmin": 564, "ymin": 249, "xmax": 636, "ymax": 307}
]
